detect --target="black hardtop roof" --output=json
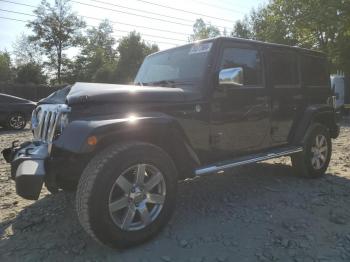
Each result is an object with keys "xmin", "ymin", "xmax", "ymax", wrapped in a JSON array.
[
  {"xmin": 213, "ymin": 36, "xmax": 325, "ymax": 56},
  {"xmin": 149, "ymin": 36, "xmax": 325, "ymax": 58}
]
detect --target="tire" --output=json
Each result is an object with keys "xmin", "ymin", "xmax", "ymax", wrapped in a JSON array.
[
  {"xmin": 76, "ymin": 142, "xmax": 178, "ymax": 248},
  {"xmin": 291, "ymin": 124, "xmax": 332, "ymax": 178},
  {"xmin": 57, "ymin": 178, "xmax": 78, "ymax": 192},
  {"xmin": 7, "ymin": 113, "xmax": 26, "ymax": 130}
]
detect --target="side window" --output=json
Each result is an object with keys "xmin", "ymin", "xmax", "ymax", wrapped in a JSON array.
[
  {"xmin": 220, "ymin": 47, "xmax": 262, "ymax": 86},
  {"xmin": 301, "ymin": 55, "xmax": 328, "ymax": 86},
  {"xmin": 269, "ymin": 51, "xmax": 298, "ymax": 87}
]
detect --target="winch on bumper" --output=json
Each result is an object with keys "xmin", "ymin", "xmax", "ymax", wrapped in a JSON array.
[{"xmin": 2, "ymin": 141, "xmax": 48, "ymax": 200}]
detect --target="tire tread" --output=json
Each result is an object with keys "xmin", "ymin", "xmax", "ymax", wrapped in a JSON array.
[{"xmin": 76, "ymin": 142, "xmax": 137, "ymax": 244}]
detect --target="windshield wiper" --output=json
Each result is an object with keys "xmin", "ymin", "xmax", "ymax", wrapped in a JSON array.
[
  {"xmin": 146, "ymin": 80, "xmax": 193, "ymax": 88},
  {"xmin": 134, "ymin": 81, "xmax": 148, "ymax": 86}
]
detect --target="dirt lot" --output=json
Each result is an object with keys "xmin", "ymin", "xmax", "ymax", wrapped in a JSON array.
[{"xmin": 0, "ymin": 119, "xmax": 349, "ymax": 262}]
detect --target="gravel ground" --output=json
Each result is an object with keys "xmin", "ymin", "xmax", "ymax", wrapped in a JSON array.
[{"xmin": 0, "ymin": 119, "xmax": 349, "ymax": 262}]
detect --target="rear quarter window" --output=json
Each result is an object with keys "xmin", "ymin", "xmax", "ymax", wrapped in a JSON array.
[
  {"xmin": 301, "ymin": 55, "xmax": 329, "ymax": 87},
  {"xmin": 268, "ymin": 51, "xmax": 299, "ymax": 87}
]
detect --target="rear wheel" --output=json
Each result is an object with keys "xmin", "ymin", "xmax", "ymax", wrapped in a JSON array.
[
  {"xmin": 76, "ymin": 142, "xmax": 178, "ymax": 248},
  {"xmin": 291, "ymin": 124, "xmax": 332, "ymax": 178},
  {"xmin": 7, "ymin": 113, "xmax": 26, "ymax": 130}
]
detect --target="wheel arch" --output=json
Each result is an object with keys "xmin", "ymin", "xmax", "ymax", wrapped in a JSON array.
[
  {"xmin": 290, "ymin": 105, "xmax": 340, "ymax": 144},
  {"xmin": 53, "ymin": 115, "xmax": 200, "ymax": 180}
]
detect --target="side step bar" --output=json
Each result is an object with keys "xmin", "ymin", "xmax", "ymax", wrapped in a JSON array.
[{"xmin": 195, "ymin": 146, "xmax": 303, "ymax": 176}]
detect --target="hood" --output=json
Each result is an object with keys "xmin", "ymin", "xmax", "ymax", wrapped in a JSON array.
[
  {"xmin": 65, "ymin": 82, "xmax": 196, "ymax": 105},
  {"xmin": 38, "ymin": 85, "xmax": 71, "ymax": 105}
]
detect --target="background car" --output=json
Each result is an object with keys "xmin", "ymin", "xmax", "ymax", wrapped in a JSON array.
[{"xmin": 0, "ymin": 93, "xmax": 36, "ymax": 130}]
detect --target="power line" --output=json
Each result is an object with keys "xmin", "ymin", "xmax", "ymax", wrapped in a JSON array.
[
  {"xmin": 112, "ymin": 34, "xmax": 178, "ymax": 46},
  {"xmin": 0, "ymin": 15, "xmax": 27, "ymax": 23},
  {"xmin": 0, "ymin": 14, "xmax": 181, "ymax": 46},
  {"xmin": 72, "ymin": 0, "xmax": 229, "ymax": 30},
  {"xmin": 86, "ymin": 0, "xmax": 233, "ymax": 29},
  {"xmin": 0, "ymin": 15, "xmax": 178, "ymax": 46},
  {"xmin": 82, "ymin": 15, "xmax": 189, "ymax": 36},
  {"xmin": 0, "ymin": 0, "xmax": 194, "ymax": 29},
  {"xmin": 88, "ymin": 0, "xmax": 194, "ymax": 24},
  {"xmin": 0, "ymin": 8, "xmax": 35, "ymax": 17},
  {"xmin": 72, "ymin": 0, "xmax": 193, "ymax": 28},
  {"xmin": 0, "ymin": 0, "xmax": 190, "ymax": 36},
  {"xmin": 190, "ymin": 0, "xmax": 249, "ymax": 14},
  {"xmin": 83, "ymin": 21, "xmax": 186, "ymax": 43},
  {"xmin": 0, "ymin": 8, "xmax": 187, "ymax": 43},
  {"xmin": 0, "ymin": 0, "xmax": 36, "ymax": 8},
  {"xmin": 0, "ymin": 0, "xmax": 234, "ymax": 32},
  {"xmin": 131, "ymin": 0, "xmax": 238, "ymax": 23}
]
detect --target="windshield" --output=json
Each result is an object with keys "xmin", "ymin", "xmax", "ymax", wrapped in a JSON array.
[{"xmin": 134, "ymin": 41, "xmax": 213, "ymax": 86}]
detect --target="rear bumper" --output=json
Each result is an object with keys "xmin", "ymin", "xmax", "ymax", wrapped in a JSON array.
[{"xmin": 2, "ymin": 142, "xmax": 48, "ymax": 200}]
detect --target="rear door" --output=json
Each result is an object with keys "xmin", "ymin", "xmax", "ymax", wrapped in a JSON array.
[
  {"xmin": 265, "ymin": 48, "xmax": 304, "ymax": 145},
  {"xmin": 210, "ymin": 41, "xmax": 270, "ymax": 159}
]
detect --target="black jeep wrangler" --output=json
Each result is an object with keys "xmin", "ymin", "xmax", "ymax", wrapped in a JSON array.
[{"xmin": 3, "ymin": 37, "xmax": 340, "ymax": 248}]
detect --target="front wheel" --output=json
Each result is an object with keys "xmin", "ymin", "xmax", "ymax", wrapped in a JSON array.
[
  {"xmin": 76, "ymin": 142, "xmax": 178, "ymax": 248},
  {"xmin": 291, "ymin": 124, "xmax": 332, "ymax": 178}
]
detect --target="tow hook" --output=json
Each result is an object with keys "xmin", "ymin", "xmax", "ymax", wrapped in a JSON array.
[{"xmin": 2, "ymin": 140, "xmax": 20, "ymax": 163}]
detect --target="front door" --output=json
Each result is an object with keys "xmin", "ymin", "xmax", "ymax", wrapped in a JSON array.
[{"xmin": 210, "ymin": 42, "xmax": 270, "ymax": 159}]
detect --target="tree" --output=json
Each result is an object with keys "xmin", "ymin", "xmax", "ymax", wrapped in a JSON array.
[
  {"xmin": 189, "ymin": 19, "xmax": 221, "ymax": 41},
  {"xmin": 12, "ymin": 34, "xmax": 43, "ymax": 66},
  {"xmin": 231, "ymin": 17, "xmax": 253, "ymax": 39},
  {"xmin": 115, "ymin": 32, "xmax": 158, "ymax": 83},
  {"xmin": 69, "ymin": 20, "xmax": 118, "ymax": 83},
  {"xmin": 27, "ymin": 0, "xmax": 85, "ymax": 84},
  {"xmin": 231, "ymin": 5, "xmax": 298, "ymax": 45},
  {"xmin": 232, "ymin": 0, "xmax": 350, "ymax": 75},
  {"xmin": 15, "ymin": 62, "xmax": 47, "ymax": 84},
  {"xmin": 0, "ymin": 51, "xmax": 13, "ymax": 82},
  {"xmin": 12, "ymin": 34, "xmax": 46, "ymax": 84}
]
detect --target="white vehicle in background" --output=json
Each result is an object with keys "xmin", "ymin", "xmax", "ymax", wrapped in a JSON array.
[{"xmin": 331, "ymin": 75, "xmax": 349, "ymax": 114}]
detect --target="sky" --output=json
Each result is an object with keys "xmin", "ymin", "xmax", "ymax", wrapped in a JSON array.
[{"xmin": 0, "ymin": 0, "xmax": 268, "ymax": 56}]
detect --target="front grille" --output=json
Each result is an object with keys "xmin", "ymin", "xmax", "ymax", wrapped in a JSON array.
[{"xmin": 32, "ymin": 104, "xmax": 70, "ymax": 146}]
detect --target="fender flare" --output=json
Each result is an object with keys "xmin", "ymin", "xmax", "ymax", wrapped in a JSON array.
[
  {"xmin": 53, "ymin": 113, "xmax": 201, "ymax": 177},
  {"xmin": 290, "ymin": 104, "xmax": 340, "ymax": 144}
]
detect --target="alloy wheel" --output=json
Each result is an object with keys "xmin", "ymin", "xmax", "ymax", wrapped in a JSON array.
[
  {"xmin": 9, "ymin": 115, "xmax": 25, "ymax": 129},
  {"xmin": 108, "ymin": 163, "xmax": 166, "ymax": 231},
  {"xmin": 310, "ymin": 134, "xmax": 328, "ymax": 170}
]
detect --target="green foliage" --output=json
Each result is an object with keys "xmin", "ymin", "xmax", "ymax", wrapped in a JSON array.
[
  {"xmin": 27, "ymin": 0, "xmax": 86, "ymax": 84},
  {"xmin": 115, "ymin": 32, "xmax": 159, "ymax": 83},
  {"xmin": 231, "ymin": 17, "xmax": 253, "ymax": 39},
  {"xmin": 232, "ymin": 0, "xmax": 350, "ymax": 75},
  {"xmin": 12, "ymin": 34, "xmax": 43, "ymax": 66},
  {"xmin": 15, "ymin": 62, "xmax": 47, "ymax": 84},
  {"xmin": 0, "ymin": 51, "xmax": 13, "ymax": 82},
  {"xmin": 189, "ymin": 19, "xmax": 221, "ymax": 41},
  {"xmin": 65, "ymin": 20, "xmax": 118, "ymax": 83}
]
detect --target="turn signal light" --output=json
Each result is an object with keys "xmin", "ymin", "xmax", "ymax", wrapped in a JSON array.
[{"xmin": 87, "ymin": 136, "xmax": 98, "ymax": 146}]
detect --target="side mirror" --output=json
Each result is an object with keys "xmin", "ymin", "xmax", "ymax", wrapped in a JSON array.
[{"xmin": 218, "ymin": 67, "xmax": 243, "ymax": 86}]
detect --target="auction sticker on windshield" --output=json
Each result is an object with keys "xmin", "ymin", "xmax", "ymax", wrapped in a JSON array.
[{"xmin": 189, "ymin": 42, "xmax": 213, "ymax": 55}]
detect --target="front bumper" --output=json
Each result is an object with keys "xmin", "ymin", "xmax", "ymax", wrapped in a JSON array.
[{"xmin": 2, "ymin": 141, "xmax": 48, "ymax": 200}]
